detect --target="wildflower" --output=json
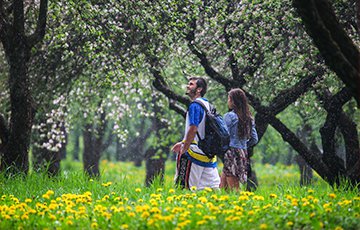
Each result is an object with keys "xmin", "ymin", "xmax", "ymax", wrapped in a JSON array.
[
  {"xmin": 156, "ymin": 188, "xmax": 163, "ymax": 192},
  {"xmin": 190, "ymin": 186, "xmax": 197, "ymax": 191},
  {"xmin": 101, "ymin": 182, "xmax": 112, "ymax": 187},
  {"xmin": 260, "ymin": 223, "xmax": 268, "ymax": 229},
  {"xmin": 177, "ymin": 220, "xmax": 191, "ymax": 228},
  {"xmin": 49, "ymin": 214, "xmax": 57, "ymax": 220},
  {"xmin": 168, "ymin": 189, "xmax": 175, "ymax": 193},
  {"xmin": 141, "ymin": 211, "xmax": 150, "ymax": 218},
  {"xmin": 269, "ymin": 194, "xmax": 277, "ymax": 199},
  {"xmin": 253, "ymin": 195, "xmax": 264, "ymax": 201},
  {"xmin": 66, "ymin": 220, "xmax": 73, "ymax": 225},
  {"xmin": 25, "ymin": 199, "xmax": 32, "ymax": 203},
  {"xmin": 307, "ymin": 189, "xmax": 314, "ymax": 194},
  {"xmin": 197, "ymin": 220, "xmax": 207, "ymax": 225},
  {"xmin": 91, "ymin": 222, "xmax": 98, "ymax": 228},
  {"xmin": 286, "ymin": 221, "xmax": 294, "ymax": 227},
  {"xmin": 21, "ymin": 214, "xmax": 29, "ymax": 220},
  {"xmin": 325, "ymin": 208, "xmax": 332, "ymax": 213},
  {"xmin": 198, "ymin": 197, "xmax": 208, "ymax": 203},
  {"xmin": 204, "ymin": 187, "xmax": 212, "ymax": 192},
  {"xmin": 334, "ymin": 226, "xmax": 343, "ymax": 230},
  {"xmin": 328, "ymin": 193, "xmax": 336, "ymax": 199},
  {"xmin": 120, "ymin": 224, "xmax": 129, "ymax": 229},
  {"xmin": 135, "ymin": 188, "xmax": 142, "ymax": 193}
]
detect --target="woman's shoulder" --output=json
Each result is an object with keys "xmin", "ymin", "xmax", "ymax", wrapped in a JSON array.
[{"xmin": 224, "ymin": 111, "xmax": 238, "ymax": 120}]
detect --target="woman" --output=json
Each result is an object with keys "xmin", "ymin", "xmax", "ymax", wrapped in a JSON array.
[{"xmin": 220, "ymin": 88, "xmax": 258, "ymax": 191}]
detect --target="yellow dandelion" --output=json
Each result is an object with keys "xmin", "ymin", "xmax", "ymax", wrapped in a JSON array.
[
  {"xmin": 190, "ymin": 186, "xmax": 197, "ymax": 191},
  {"xmin": 66, "ymin": 220, "xmax": 73, "ymax": 225},
  {"xmin": 334, "ymin": 226, "xmax": 343, "ymax": 230},
  {"xmin": 120, "ymin": 224, "xmax": 129, "ymax": 229},
  {"xmin": 141, "ymin": 211, "xmax": 150, "ymax": 218},
  {"xmin": 169, "ymin": 189, "xmax": 175, "ymax": 193},
  {"xmin": 269, "ymin": 194, "xmax": 277, "ymax": 199},
  {"xmin": 260, "ymin": 223, "xmax": 268, "ymax": 229},
  {"xmin": 197, "ymin": 220, "xmax": 207, "ymax": 225},
  {"xmin": 91, "ymin": 222, "xmax": 98, "ymax": 228},
  {"xmin": 20, "ymin": 214, "xmax": 29, "ymax": 220},
  {"xmin": 307, "ymin": 189, "xmax": 314, "ymax": 194},
  {"xmin": 49, "ymin": 214, "xmax": 57, "ymax": 220},
  {"xmin": 286, "ymin": 221, "xmax": 294, "ymax": 227},
  {"xmin": 328, "ymin": 193, "xmax": 336, "ymax": 199},
  {"xmin": 135, "ymin": 188, "xmax": 142, "ymax": 193}
]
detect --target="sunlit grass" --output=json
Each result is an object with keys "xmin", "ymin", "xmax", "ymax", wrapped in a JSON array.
[{"xmin": 0, "ymin": 160, "xmax": 359, "ymax": 229}]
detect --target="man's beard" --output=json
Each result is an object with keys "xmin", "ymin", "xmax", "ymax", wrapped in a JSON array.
[{"xmin": 186, "ymin": 88, "xmax": 197, "ymax": 97}]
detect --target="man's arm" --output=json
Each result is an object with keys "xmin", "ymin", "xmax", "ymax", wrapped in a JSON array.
[{"xmin": 180, "ymin": 125, "xmax": 197, "ymax": 155}]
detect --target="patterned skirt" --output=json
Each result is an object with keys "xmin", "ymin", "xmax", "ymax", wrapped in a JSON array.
[{"xmin": 222, "ymin": 148, "xmax": 248, "ymax": 184}]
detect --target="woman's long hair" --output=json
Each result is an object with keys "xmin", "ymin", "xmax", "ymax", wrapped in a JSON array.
[{"xmin": 228, "ymin": 88, "xmax": 253, "ymax": 139}]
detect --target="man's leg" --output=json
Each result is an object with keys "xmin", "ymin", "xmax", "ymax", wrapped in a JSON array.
[
  {"xmin": 188, "ymin": 163, "xmax": 203, "ymax": 189},
  {"xmin": 198, "ymin": 167, "xmax": 220, "ymax": 190}
]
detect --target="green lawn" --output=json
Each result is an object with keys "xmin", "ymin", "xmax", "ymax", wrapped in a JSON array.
[{"xmin": 0, "ymin": 160, "xmax": 358, "ymax": 229}]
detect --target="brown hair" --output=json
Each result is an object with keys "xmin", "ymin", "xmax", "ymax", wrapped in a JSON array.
[
  {"xmin": 189, "ymin": 77, "xmax": 207, "ymax": 96},
  {"xmin": 228, "ymin": 88, "xmax": 253, "ymax": 139}
]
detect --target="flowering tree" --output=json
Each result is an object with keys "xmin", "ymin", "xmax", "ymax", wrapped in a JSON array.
[{"xmin": 118, "ymin": 0, "xmax": 359, "ymax": 187}]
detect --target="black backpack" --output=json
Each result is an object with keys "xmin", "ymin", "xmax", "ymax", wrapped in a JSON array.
[{"xmin": 192, "ymin": 100, "xmax": 230, "ymax": 159}]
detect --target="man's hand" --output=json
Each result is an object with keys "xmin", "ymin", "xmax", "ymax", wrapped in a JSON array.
[{"xmin": 171, "ymin": 142, "xmax": 182, "ymax": 154}]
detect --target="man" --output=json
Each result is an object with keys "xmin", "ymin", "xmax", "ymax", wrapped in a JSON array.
[{"xmin": 172, "ymin": 77, "xmax": 220, "ymax": 190}]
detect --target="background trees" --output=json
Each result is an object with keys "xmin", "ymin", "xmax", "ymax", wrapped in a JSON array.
[{"xmin": 0, "ymin": 0, "xmax": 358, "ymax": 187}]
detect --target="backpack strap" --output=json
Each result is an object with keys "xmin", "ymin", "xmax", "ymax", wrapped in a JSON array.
[{"xmin": 191, "ymin": 99, "xmax": 212, "ymax": 141}]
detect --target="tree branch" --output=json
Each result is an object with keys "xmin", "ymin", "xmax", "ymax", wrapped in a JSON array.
[
  {"xmin": 185, "ymin": 19, "xmax": 234, "ymax": 90},
  {"xmin": 151, "ymin": 67, "xmax": 191, "ymax": 106},
  {"xmin": 169, "ymin": 100, "xmax": 186, "ymax": 118},
  {"xmin": 27, "ymin": 0, "xmax": 48, "ymax": 47},
  {"xmin": 293, "ymin": 0, "xmax": 360, "ymax": 106}
]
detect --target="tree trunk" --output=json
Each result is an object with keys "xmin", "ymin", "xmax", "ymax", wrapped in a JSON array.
[
  {"xmin": 73, "ymin": 129, "xmax": 80, "ymax": 161},
  {"xmin": 0, "ymin": 47, "xmax": 33, "ymax": 174},
  {"xmin": 145, "ymin": 148, "xmax": 165, "ymax": 187},
  {"xmin": 246, "ymin": 149, "xmax": 258, "ymax": 191},
  {"xmin": 0, "ymin": 0, "xmax": 48, "ymax": 175},
  {"xmin": 83, "ymin": 123, "xmax": 100, "ymax": 177},
  {"xmin": 296, "ymin": 154, "xmax": 313, "ymax": 186}
]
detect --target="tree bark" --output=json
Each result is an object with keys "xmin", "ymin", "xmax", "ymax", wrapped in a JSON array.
[
  {"xmin": 145, "ymin": 148, "xmax": 165, "ymax": 187},
  {"xmin": 83, "ymin": 123, "xmax": 100, "ymax": 178},
  {"xmin": 0, "ymin": 0, "xmax": 49, "ymax": 174}
]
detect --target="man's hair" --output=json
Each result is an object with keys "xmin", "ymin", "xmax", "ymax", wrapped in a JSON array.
[{"xmin": 189, "ymin": 77, "xmax": 207, "ymax": 96}]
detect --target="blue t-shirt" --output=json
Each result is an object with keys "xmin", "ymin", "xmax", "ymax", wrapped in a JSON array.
[{"xmin": 188, "ymin": 102, "xmax": 205, "ymax": 127}]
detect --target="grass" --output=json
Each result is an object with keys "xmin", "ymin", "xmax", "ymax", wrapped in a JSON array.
[{"xmin": 0, "ymin": 160, "xmax": 359, "ymax": 229}]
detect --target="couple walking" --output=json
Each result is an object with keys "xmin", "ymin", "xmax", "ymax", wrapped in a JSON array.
[{"xmin": 172, "ymin": 77, "xmax": 258, "ymax": 191}]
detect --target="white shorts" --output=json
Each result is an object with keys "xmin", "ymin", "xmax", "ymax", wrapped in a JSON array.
[{"xmin": 175, "ymin": 153, "xmax": 220, "ymax": 190}]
